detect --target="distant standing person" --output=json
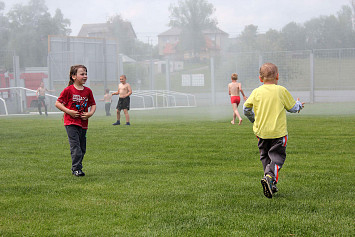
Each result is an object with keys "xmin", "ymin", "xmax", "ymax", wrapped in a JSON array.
[
  {"xmin": 228, "ymin": 73, "xmax": 247, "ymax": 125},
  {"xmin": 36, "ymin": 81, "xmax": 54, "ymax": 116},
  {"xmin": 100, "ymin": 88, "xmax": 112, "ymax": 116},
  {"xmin": 112, "ymin": 75, "xmax": 132, "ymax": 125},
  {"xmin": 55, "ymin": 65, "xmax": 96, "ymax": 177},
  {"xmin": 243, "ymin": 63, "xmax": 304, "ymax": 198}
]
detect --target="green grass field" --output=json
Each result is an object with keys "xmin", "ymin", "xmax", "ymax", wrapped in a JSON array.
[{"xmin": 0, "ymin": 104, "xmax": 354, "ymax": 236}]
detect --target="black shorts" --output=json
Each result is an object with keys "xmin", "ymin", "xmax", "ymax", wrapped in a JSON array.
[{"xmin": 116, "ymin": 96, "xmax": 130, "ymax": 110}]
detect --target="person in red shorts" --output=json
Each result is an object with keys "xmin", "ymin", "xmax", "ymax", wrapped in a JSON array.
[{"xmin": 228, "ymin": 73, "xmax": 247, "ymax": 125}]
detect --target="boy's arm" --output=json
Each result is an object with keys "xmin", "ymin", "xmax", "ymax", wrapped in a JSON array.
[
  {"xmin": 112, "ymin": 87, "xmax": 120, "ymax": 95},
  {"xmin": 228, "ymin": 84, "xmax": 231, "ymax": 95},
  {"xmin": 55, "ymin": 101, "xmax": 79, "ymax": 118},
  {"xmin": 287, "ymin": 98, "xmax": 304, "ymax": 113},
  {"xmin": 243, "ymin": 92, "xmax": 255, "ymax": 123},
  {"xmin": 239, "ymin": 83, "xmax": 247, "ymax": 100},
  {"xmin": 127, "ymin": 84, "xmax": 132, "ymax": 96},
  {"xmin": 243, "ymin": 105, "xmax": 255, "ymax": 123}
]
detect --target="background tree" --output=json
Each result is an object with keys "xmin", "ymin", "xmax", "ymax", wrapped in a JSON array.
[
  {"xmin": 229, "ymin": 3, "xmax": 355, "ymax": 53},
  {"xmin": 280, "ymin": 22, "xmax": 306, "ymax": 50},
  {"xmin": 237, "ymin": 24, "xmax": 258, "ymax": 52},
  {"xmin": 108, "ymin": 14, "xmax": 156, "ymax": 59},
  {"xmin": 0, "ymin": 1, "xmax": 10, "ymax": 50},
  {"xmin": 169, "ymin": 0, "xmax": 217, "ymax": 59},
  {"xmin": 257, "ymin": 29, "xmax": 283, "ymax": 52},
  {"xmin": 334, "ymin": 5, "xmax": 355, "ymax": 48},
  {"xmin": 108, "ymin": 14, "xmax": 136, "ymax": 56},
  {"xmin": 6, "ymin": 0, "xmax": 70, "ymax": 67}
]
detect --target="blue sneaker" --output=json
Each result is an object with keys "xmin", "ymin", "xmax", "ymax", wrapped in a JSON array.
[
  {"xmin": 112, "ymin": 120, "xmax": 120, "ymax": 125},
  {"xmin": 261, "ymin": 175, "xmax": 273, "ymax": 198},
  {"xmin": 125, "ymin": 122, "xmax": 130, "ymax": 125}
]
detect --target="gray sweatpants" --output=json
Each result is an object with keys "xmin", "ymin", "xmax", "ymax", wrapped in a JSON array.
[
  {"xmin": 65, "ymin": 125, "xmax": 87, "ymax": 172},
  {"xmin": 257, "ymin": 135, "xmax": 288, "ymax": 183}
]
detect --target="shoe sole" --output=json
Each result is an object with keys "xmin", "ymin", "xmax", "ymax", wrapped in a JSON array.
[
  {"xmin": 72, "ymin": 172, "xmax": 85, "ymax": 177},
  {"xmin": 261, "ymin": 178, "xmax": 273, "ymax": 198}
]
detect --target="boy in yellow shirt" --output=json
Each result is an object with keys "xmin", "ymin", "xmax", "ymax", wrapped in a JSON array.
[{"xmin": 243, "ymin": 63, "xmax": 304, "ymax": 198}]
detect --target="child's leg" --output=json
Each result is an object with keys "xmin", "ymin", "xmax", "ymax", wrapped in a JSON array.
[
  {"xmin": 116, "ymin": 109, "xmax": 121, "ymax": 121},
  {"xmin": 266, "ymin": 136, "xmax": 287, "ymax": 184},
  {"xmin": 65, "ymin": 125, "xmax": 84, "ymax": 172},
  {"xmin": 258, "ymin": 138, "xmax": 271, "ymax": 173},
  {"xmin": 123, "ymin": 109, "xmax": 129, "ymax": 123},
  {"xmin": 231, "ymin": 104, "xmax": 236, "ymax": 124},
  {"xmin": 232, "ymin": 103, "xmax": 242, "ymax": 125},
  {"xmin": 38, "ymin": 100, "xmax": 42, "ymax": 115},
  {"xmin": 78, "ymin": 128, "xmax": 87, "ymax": 169},
  {"xmin": 259, "ymin": 137, "xmax": 287, "ymax": 183},
  {"xmin": 44, "ymin": 101, "xmax": 48, "ymax": 115},
  {"xmin": 105, "ymin": 103, "xmax": 110, "ymax": 116}
]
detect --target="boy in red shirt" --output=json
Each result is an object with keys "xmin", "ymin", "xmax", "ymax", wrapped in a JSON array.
[{"xmin": 56, "ymin": 65, "xmax": 96, "ymax": 176}]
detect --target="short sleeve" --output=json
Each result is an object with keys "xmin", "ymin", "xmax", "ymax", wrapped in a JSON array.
[
  {"xmin": 87, "ymin": 89, "xmax": 96, "ymax": 107},
  {"xmin": 57, "ymin": 87, "xmax": 69, "ymax": 105}
]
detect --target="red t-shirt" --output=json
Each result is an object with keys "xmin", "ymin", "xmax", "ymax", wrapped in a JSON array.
[{"xmin": 57, "ymin": 85, "xmax": 96, "ymax": 129}]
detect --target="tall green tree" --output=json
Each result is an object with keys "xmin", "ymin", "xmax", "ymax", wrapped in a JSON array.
[
  {"xmin": 335, "ymin": 5, "xmax": 355, "ymax": 48},
  {"xmin": 280, "ymin": 22, "xmax": 306, "ymax": 50},
  {"xmin": 237, "ymin": 24, "xmax": 258, "ymax": 52},
  {"xmin": 257, "ymin": 29, "xmax": 283, "ymax": 52},
  {"xmin": 304, "ymin": 5, "xmax": 355, "ymax": 49},
  {"xmin": 0, "ymin": 1, "xmax": 10, "ymax": 50},
  {"xmin": 6, "ymin": 0, "xmax": 71, "ymax": 67},
  {"xmin": 108, "ymin": 14, "xmax": 136, "ymax": 56},
  {"xmin": 169, "ymin": 0, "xmax": 217, "ymax": 58}
]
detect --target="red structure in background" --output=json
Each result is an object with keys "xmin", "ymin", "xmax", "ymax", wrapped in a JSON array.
[{"xmin": 0, "ymin": 71, "xmax": 48, "ymax": 107}]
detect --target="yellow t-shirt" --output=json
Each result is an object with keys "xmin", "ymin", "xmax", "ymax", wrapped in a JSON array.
[{"xmin": 244, "ymin": 84, "xmax": 296, "ymax": 139}]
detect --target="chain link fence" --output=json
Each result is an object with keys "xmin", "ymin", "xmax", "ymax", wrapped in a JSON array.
[{"xmin": 1, "ymin": 47, "xmax": 355, "ymax": 114}]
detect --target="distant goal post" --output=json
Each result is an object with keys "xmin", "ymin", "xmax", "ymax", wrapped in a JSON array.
[{"xmin": 110, "ymin": 90, "xmax": 197, "ymax": 110}]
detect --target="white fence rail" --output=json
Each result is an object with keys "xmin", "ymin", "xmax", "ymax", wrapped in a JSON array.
[{"xmin": 0, "ymin": 87, "xmax": 58, "ymax": 115}]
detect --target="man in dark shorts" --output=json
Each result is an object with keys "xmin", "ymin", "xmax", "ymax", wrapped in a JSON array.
[{"xmin": 112, "ymin": 75, "xmax": 132, "ymax": 125}]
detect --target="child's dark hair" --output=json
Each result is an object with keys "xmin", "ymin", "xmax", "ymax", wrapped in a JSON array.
[{"xmin": 68, "ymin": 65, "xmax": 87, "ymax": 86}]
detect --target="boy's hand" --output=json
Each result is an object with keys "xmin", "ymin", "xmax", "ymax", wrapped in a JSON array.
[
  {"xmin": 67, "ymin": 109, "xmax": 80, "ymax": 118},
  {"xmin": 81, "ymin": 112, "xmax": 92, "ymax": 120},
  {"xmin": 297, "ymin": 98, "xmax": 305, "ymax": 113},
  {"xmin": 243, "ymin": 96, "xmax": 247, "ymax": 100}
]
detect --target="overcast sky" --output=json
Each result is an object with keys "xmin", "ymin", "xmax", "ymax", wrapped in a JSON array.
[{"xmin": 2, "ymin": 0, "xmax": 352, "ymax": 44}]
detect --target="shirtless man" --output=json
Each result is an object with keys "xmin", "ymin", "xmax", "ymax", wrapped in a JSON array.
[
  {"xmin": 112, "ymin": 75, "xmax": 132, "ymax": 125},
  {"xmin": 228, "ymin": 73, "xmax": 247, "ymax": 125},
  {"xmin": 36, "ymin": 82, "xmax": 54, "ymax": 116}
]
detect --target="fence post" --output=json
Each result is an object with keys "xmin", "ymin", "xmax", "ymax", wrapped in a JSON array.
[
  {"xmin": 13, "ymin": 55, "xmax": 23, "ymax": 113},
  {"xmin": 210, "ymin": 57, "xmax": 215, "ymax": 105},
  {"xmin": 310, "ymin": 51, "xmax": 314, "ymax": 103},
  {"xmin": 103, "ymin": 39, "xmax": 107, "ymax": 90},
  {"xmin": 165, "ymin": 58, "xmax": 170, "ymax": 91},
  {"xmin": 150, "ymin": 58, "xmax": 154, "ymax": 90},
  {"xmin": 258, "ymin": 54, "xmax": 263, "ymax": 68}
]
